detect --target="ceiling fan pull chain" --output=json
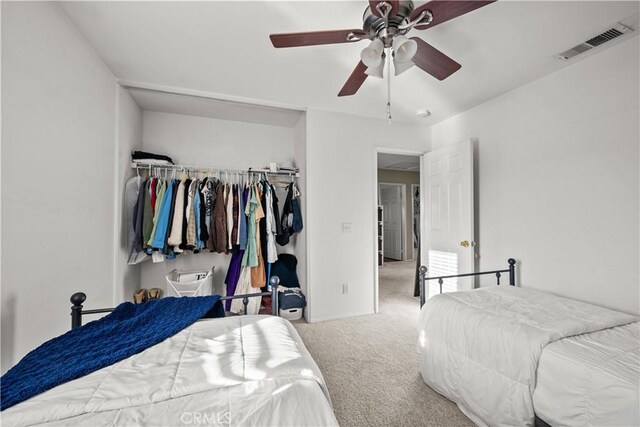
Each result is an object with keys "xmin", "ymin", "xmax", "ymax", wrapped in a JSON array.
[{"xmin": 387, "ymin": 46, "xmax": 392, "ymax": 124}]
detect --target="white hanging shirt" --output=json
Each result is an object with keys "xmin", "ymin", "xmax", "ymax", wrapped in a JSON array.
[{"xmin": 265, "ymin": 185, "xmax": 278, "ymax": 264}]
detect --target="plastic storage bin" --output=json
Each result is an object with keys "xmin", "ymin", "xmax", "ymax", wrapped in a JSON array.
[
  {"xmin": 279, "ymin": 307, "xmax": 303, "ymax": 321},
  {"xmin": 165, "ymin": 267, "xmax": 214, "ymax": 297}
]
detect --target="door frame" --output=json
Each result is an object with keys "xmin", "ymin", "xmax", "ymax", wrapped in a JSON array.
[
  {"xmin": 410, "ymin": 183, "xmax": 420, "ymax": 261},
  {"xmin": 378, "ymin": 182, "xmax": 407, "ymax": 261},
  {"xmin": 373, "ymin": 147, "xmax": 426, "ymax": 314}
]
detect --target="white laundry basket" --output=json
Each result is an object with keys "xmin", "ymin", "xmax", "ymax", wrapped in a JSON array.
[{"xmin": 165, "ymin": 267, "xmax": 214, "ymax": 297}]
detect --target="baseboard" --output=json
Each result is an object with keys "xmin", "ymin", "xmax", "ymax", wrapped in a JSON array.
[{"xmin": 306, "ymin": 310, "xmax": 375, "ymax": 323}]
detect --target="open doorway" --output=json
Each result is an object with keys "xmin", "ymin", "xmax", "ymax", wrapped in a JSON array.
[
  {"xmin": 379, "ymin": 182, "xmax": 405, "ymax": 261},
  {"xmin": 375, "ymin": 152, "xmax": 422, "ymax": 312}
]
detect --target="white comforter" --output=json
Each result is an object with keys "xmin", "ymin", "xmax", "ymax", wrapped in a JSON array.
[
  {"xmin": 2, "ymin": 315, "xmax": 338, "ymax": 427},
  {"xmin": 533, "ymin": 321, "xmax": 640, "ymax": 426},
  {"xmin": 417, "ymin": 287, "xmax": 637, "ymax": 427}
]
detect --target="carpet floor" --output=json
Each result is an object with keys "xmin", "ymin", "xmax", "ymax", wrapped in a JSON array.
[{"xmin": 294, "ymin": 260, "xmax": 473, "ymax": 427}]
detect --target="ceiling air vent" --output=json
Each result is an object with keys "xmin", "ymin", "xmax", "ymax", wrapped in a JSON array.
[{"xmin": 557, "ymin": 23, "xmax": 632, "ymax": 61}]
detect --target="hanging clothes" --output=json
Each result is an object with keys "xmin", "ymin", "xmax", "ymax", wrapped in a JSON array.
[
  {"xmin": 132, "ymin": 178, "xmax": 147, "ymax": 254},
  {"xmin": 231, "ymin": 184, "xmax": 239, "ymax": 246},
  {"xmin": 242, "ymin": 185, "xmax": 260, "ymax": 267},
  {"xmin": 225, "ymin": 184, "xmax": 234, "ymax": 250},
  {"xmin": 142, "ymin": 179, "xmax": 154, "ymax": 253},
  {"xmin": 192, "ymin": 180, "xmax": 203, "ymax": 252},
  {"xmin": 224, "ymin": 248, "xmax": 244, "ymax": 311},
  {"xmin": 150, "ymin": 177, "xmax": 158, "ymax": 211},
  {"xmin": 239, "ymin": 184, "xmax": 249, "ymax": 250},
  {"xmin": 211, "ymin": 182, "xmax": 228, "ymax": 254},
  {"xmin": 179, "ymin": 178, "xmax": 192, "ymax": 250},
  {"xmin": 265, "ymin": 184, "xmax": 278, "ymax": 264},
  {"xmin": 258, "ymin": 181, "xmax": 269, "ymax": 283},
  {"xmin": 163, "ymin": 179, "xmax": 180, "ymax": 258},
  {"xmin": 198, "ymin": 179, "xmax": 209, "ymax": 249},
  {"xmin": 151, "ymin": 179, "xmax": 175, "ymax": 250},
  {"xmin": 277, "ymin": 183, "xmax": 293, "ymax": 246},
  {"xmin": 230, "ymin": 267, "xmax": 261, "ymax": 315},
  {"xmin": 236, "ymin": 183, "xmax": 242, "ymax": 246},
  {"xmin": 251, "ymin": 183, "xmax": 267, "ymax": 288},
  {"xmin": 147, "ymin": 178, "xmax": 166, "ymax": 248},
  {"xmin": 167, "ymin": 180, "xmax": 185, "ymax": 253},
  {"xmin": 202, "ymin": 178, "xmax": 215, "ymax": 246},
  {"xmin": 270, "ymin": 182, "xmax": 283, "ymax": 245},
  {"xmin": 185, "ymin": 179, "xmax": 197, "ymax": 251},
  {"xmin": 277, "ymin": 182, "xmax": 303, "ymax": 246},
  {"xmin": 125, "ymin": 165, "xmax": 301, "ymax": 269},
  {"xmin": 126, "ymin": 176, "xmax": 148, "ymax": 265},
  {"xmin": 291, "ymin": 185, "xmax": 304, "ymax": 233}
]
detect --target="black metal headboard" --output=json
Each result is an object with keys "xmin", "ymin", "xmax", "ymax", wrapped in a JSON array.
[
  {"xmin": 70, "ymin": 276, "xmax": 282, "ymax": 329},
  {"xmin": 418, "ymin": 258, "xmax": 516, "ymax": 307}
]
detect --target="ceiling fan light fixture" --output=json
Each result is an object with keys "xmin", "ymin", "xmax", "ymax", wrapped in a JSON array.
[
  {"xmin": 392, "ymin": 36, "xmax": 417, "ymax": 75},
  {"xmin": 365, "ymin": 53, "xmax": 385, "ymax": 78},
  {"xmin": 360, "ymin": 38, "xmax": 385, "ymax": 68}
]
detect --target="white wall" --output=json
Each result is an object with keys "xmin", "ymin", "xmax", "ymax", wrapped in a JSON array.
[
  {"xmin": 1, "ymin": 2, "xmax": 118, "ymax": 372},
  {"xmin": 305, "ymin": 108, "xmax": 429, "ymax": 322},
  {"xmin": 114, "ymin": 87, "xmax": 143, "ymax": 302},
  {"xmin": 139, "ymin": 110, "xmax": 299, "ymax": 295},
  {"xmin": 431, "ymin": 36, "xmax": 639, "ymax": 315}
]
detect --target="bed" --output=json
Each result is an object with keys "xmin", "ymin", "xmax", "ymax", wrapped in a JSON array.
[
  {"xmin": 533, "ymin": 321, "xmax": 639, "ymax": 426},
  {"xmin": 2, "ymin": 285, "xmax": 338, "ymax": 426},
  {"xmin": 416, "ymin": 259, "xmax": 639, "ymax": 427}
]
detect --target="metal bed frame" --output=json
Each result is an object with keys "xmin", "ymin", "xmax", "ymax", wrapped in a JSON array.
[
  {"xmin": 417, "ymin": 258, "xmax": 516, "ymax": 307},
  {"xmin": 70, "ymin": 277, "xmax": 281, "ymax": 329}
]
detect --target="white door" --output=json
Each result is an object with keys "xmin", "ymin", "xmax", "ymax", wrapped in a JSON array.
[
  {"xmin": 422, "ymin": 139, "xmax": 474, "ymax": 298},
  {"xmin": 379, "ymin": 183, "xmax": 403, "ymax": 260}
]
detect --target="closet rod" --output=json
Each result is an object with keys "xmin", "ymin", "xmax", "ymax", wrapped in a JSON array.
[{"xmin": 130, "ymin": 163, "xmax": 300, "ymax": 178}]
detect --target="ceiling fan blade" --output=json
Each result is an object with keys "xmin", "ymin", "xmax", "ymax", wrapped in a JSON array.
[
  {"xmin": 338, "ymin": 61, "xmax": 368, "ymax": 97},
  {"xmin": 410, "ymin": 37, "xmax": 461, "ymax": 80},
  {"xmin": 369, "ymin": 1, "xmax": 400, "ymax": 18},
  {"xmin": 270, "ymin": 29, "xmax": 367, "ymax": 48},
  {"xmin": 411, "ymin": 1, "xmax": 496, "ymax": 30}
]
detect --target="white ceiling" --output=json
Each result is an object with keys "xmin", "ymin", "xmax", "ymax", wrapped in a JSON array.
[
  {"xmin": 58, "ymin": 1, "xmax": 639, "ymax": 124},
  {"xmin": 378, "ymin": 153, "xmax": 420, "ymax": 171}
]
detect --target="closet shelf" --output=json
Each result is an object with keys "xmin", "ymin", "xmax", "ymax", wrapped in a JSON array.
[{"xmin": 131, "ymin": 163, "xmax": 300, "ymax": 178}]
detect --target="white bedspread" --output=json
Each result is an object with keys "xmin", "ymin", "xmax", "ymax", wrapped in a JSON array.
[
  {"xmin": 2, "ymin": 315, "xmax": 338, "ymax": 426},
  {"xmin": 417, "ymin": 287, "xmax": 637, "ymax": 427},
  {"xmin": 533, "ymin": 321, "xmax": 640, "ymax": 426}
]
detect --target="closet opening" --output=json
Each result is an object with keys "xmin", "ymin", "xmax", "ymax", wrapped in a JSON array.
[
  {"xmin": 116, "ymin": 83, "xmax": 308, "ymax": 319},
  {"xmin": 374, "ymin": 151, "xmax": 424, "ymax": 313}
]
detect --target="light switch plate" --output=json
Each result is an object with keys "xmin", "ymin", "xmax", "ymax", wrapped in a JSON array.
[{"xmin": 342, "ymin": 223, "xmax": 352, "ymax": 233}]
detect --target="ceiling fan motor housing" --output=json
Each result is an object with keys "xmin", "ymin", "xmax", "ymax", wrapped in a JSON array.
[{"xmin": 363, "ymin": 0, "xmax": 415, "ymax": 45}]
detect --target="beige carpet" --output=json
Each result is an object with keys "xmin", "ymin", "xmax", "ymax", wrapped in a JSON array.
[{"xmin": 294, "ymin": 260, "xmax": 473, "ymax": 427}]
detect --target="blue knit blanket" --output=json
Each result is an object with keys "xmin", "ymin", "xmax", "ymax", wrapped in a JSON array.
[{"xmin": 1, "ymin": 295, "xmax": 224, "ymax": 411}]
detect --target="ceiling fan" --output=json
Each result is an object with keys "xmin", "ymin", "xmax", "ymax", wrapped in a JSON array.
[{"xmin": 270, "ymin": 0, "xmax": 495, "ymax": 120}]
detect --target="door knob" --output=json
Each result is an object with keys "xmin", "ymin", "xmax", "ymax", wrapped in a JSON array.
[{"xmin": 460, "ymin": 240, "xmax": 469, "ymax": 247}]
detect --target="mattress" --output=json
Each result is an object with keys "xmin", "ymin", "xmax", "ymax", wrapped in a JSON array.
[
  {"xmin": 1, "ymin": 315, "xmax": 338, "ymax": 426},
  {"xmin": 533, "ymin": 321, "xmax": 640, "ymax": 426}
]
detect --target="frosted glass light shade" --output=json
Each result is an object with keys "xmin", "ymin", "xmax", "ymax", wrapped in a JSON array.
[{"xmin": 360, "ymin": 38, "xmax": 385, "ymax": 68}]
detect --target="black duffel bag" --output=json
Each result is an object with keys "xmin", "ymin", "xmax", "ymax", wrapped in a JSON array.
[{"xmin": 278, "ymin": 288, "xmax": 306, "ymax": 310}]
